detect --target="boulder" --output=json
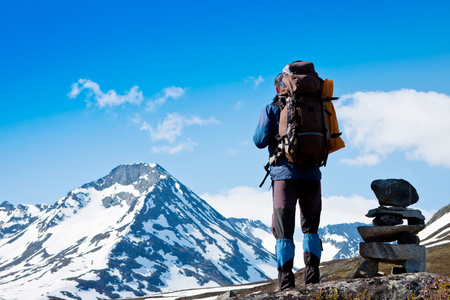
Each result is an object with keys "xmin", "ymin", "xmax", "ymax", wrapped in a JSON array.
[
  {"xmin": 353, "ymin": 259, "xmax": 379, "ymax": 278},
  {"xmin": 371, "ymin": 179, "xmax": 419, "ymax": 207},
  {"xmin": 359, "ymin": 242, "xmax": 426, "ymax": 272},
  {"xmin": 357, "ymin": 225, "xmax": 425, "ymax": 243},
  {"xmin": 216, "ymin": 290, "xmax": 236, "ymax": 300}
]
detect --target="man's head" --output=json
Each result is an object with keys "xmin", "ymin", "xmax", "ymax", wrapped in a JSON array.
[{"xmin": 274, "ymin": 73, "xmax": 284, "ymax": 94}]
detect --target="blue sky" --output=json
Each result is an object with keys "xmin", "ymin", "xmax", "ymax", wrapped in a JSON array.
[{"xmin": 1, "ymin": 0, "xmax": 450, "ymax": 225}]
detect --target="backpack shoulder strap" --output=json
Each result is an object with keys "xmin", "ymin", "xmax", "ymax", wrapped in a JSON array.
[{"xmin": 272, "ymin": 95, "xmax": 287, "ymax": 113}]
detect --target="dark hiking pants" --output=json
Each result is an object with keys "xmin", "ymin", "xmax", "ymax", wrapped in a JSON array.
[{"xmin": 272, "ymin": 179, "xmax": 322, "ymax": 289}]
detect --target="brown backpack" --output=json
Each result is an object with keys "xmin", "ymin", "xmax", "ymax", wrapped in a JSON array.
[
  {"xmin": 277, "ymin": 61, "xmax": 329, "ymax": 166},
  {"xmin": 260, "ymin": 61, "xmax": 344, "ymax": 187}
]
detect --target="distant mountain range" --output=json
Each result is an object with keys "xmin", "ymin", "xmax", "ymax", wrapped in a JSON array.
[{"xmin": 0, "ymin": 163, "xmax": 448, "ymax": 300}]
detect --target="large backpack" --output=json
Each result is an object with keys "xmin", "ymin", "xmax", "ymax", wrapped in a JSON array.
[{"xmin": 259, "ymin": 61, "xmax": 344, "ymax": 187}]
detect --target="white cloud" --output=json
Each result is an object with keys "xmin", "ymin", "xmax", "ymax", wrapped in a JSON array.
[
  {"xmin": 184, "ymin": 115, "xmax": 220, "ymax": 126},
  {"xmin": 201, "ymin": 187, "xmax": 380, "ymax": 227},
  {"xmin": 69, "ymin": 79, "xmax": 187, "ymax": 111},
  {"xmin": 321, "ymin": 195, "xmax": 378, "ymax": 226},
  {"xmin": 336, "ymin": 89, "xmax": 450, "ymax": 167},
  {"xmin": 151, "ymin": 139, "xmax": 197, "ymax": 154},
  {"xmin": 141, "ymin": 113, "xmax": 184, "ymax": 143},
  {"xmin": 146, "ymin": 86, "xmax": 186, "ymax": 111},
  {"xmin": 245, "ymin": 75, "xmax": 264, "ymax": 89},
  {"xmin": 140, "ymin": 113, "xmax": 219, "ymax": 154},
  {"xmin": 340, "ymin": 154, "xmax": 381, "ymax": 166},
  {"xmin": 141, "ymin": 113, "xmax": 219, "ymax": 144},
  {"xmin": 68, "ymin": 79, "xmax": 143, "ymax": 108},
  {"xmin": 201, "ymin": 186, "xmax": 273, "ymax": 226}
]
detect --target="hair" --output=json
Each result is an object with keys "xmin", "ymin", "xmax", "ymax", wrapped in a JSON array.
[{"xmin": 274, "ymin": 73, "xmax": 284, "ymax": 88}]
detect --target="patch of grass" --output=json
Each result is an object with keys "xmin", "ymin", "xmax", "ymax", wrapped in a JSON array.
[
  {"xmin": 308, "ymin": 287, "xmax": 371, "ymax": 300},
  {"xmin": 412, "ymin": 276, "xmax": 450, "ymax": 300},
  {"xmin": 423, "ymin": 243, "xmax": 450, "ymax": 277}
]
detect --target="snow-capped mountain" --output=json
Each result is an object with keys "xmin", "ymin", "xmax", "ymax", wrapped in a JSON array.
[
  {"xmin": 229, "ymin": 218, "xmax": 366, "ymax": 269},
  {"xmin": 419, "ymin": 203, "xmax": 450, "ymax": 248},
  {"xmin": 319, "ymin": 222, "xmax": 367, "ymax": 260},
  {"xmin": 227, "ymin": 218, "xmax": 274, "ymax": 253},
  {"xmin": 0, "ymin": 163, "xmax": 276, "ymax": 300},
  {"xmin": 0, "ymin": 201, "xmax": 50, "ymax": 239}
]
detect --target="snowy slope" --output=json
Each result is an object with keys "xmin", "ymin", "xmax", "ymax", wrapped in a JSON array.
[
  {"xmin": 0, "ymin": 163, "xmax": 276, "ymax": 300},
  {"xmin": 228, "ymin": 218, "xmax": 274, "ymax": 254},
  {"xmin": 319, "ymin": 222, "xmax": 367, "ymax": 261},
  {"xmin": 419, "ymin": 203, "xmax": 450, "ymax": 248}
]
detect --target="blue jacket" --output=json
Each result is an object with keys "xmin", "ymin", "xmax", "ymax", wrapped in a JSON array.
[{"xmin": 253, "ymin": 96, "xmax": 321, "ymax": 181}]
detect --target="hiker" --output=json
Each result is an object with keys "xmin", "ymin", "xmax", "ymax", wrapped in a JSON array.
[{"xmin": 253, "ymin": 70, "xmax": 323, "ymax": 290}]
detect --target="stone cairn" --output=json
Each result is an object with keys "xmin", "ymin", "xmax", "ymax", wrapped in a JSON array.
[{"xmin": 354, "ymin": 179, "xmax": 426, "ymax": 278}]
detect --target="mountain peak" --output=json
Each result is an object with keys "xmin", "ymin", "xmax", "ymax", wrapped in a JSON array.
[
  {"xmin": 0, "ymin": 201, "xmax": 15, "ymax": 211},
  {"xmin": 427, "ymin": 203, "xmax": 450, "ymax": 226},
  {"xmin": 108, "ymin": 162, "xmax": 166, "ymax": 183},
  {"xmin": 82, "ymin": 162, "xmax": 167, "ymax": 192}
]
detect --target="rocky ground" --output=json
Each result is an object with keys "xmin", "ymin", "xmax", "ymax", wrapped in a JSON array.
[{"xmin": 226, "ymin": 272, "xmax": 444, "ymax": 300}]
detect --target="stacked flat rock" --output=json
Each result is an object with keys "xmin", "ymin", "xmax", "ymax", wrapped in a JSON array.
[{"xmin": 354, "ymin": 179, "xmax": 426, "ymax": 278}]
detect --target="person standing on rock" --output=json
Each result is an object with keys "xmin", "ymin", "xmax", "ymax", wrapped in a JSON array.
[{"xmin": 253, "ymin": 69, "xmax": 323, "ymax": 290}]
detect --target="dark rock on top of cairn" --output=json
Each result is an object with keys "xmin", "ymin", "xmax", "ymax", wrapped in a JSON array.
[{"xmin": 371, "ymin": 179, "xmax": 419, "ymax": 207}]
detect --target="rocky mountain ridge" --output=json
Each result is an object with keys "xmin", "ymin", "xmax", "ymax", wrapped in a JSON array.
[{"xmin": 419, "ymin": 203, "xmax": 450, "ymax": 248}]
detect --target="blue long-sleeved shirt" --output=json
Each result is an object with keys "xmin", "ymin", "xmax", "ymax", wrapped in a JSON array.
[{"xmin": 253, "ymin": 96, "xmax": 321, "ymax": 181}]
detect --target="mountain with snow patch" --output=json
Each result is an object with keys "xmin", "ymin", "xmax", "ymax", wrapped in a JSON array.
[
  {"xmin": 419, "ymin": 203, "xmax": 450, "ymax": 248},
  {"xmin": 0, "ymin": 163, "xmax": 276, "ymax": 300},
  {"xmin": 0, "ymin": 201, "xmax": 50, "ymax": 239},
  {"xmin": 229, "ymin": 217, "xmax": 367, "ymax": 269},
  {"xmin": 319, "ymin": 222, "xmax": 367, "ymax": 260}
]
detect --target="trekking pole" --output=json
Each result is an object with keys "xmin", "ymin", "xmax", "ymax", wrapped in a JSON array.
[{"xmin": 259, "ymin": 163, "xmax": 271, "ymax": 188}]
